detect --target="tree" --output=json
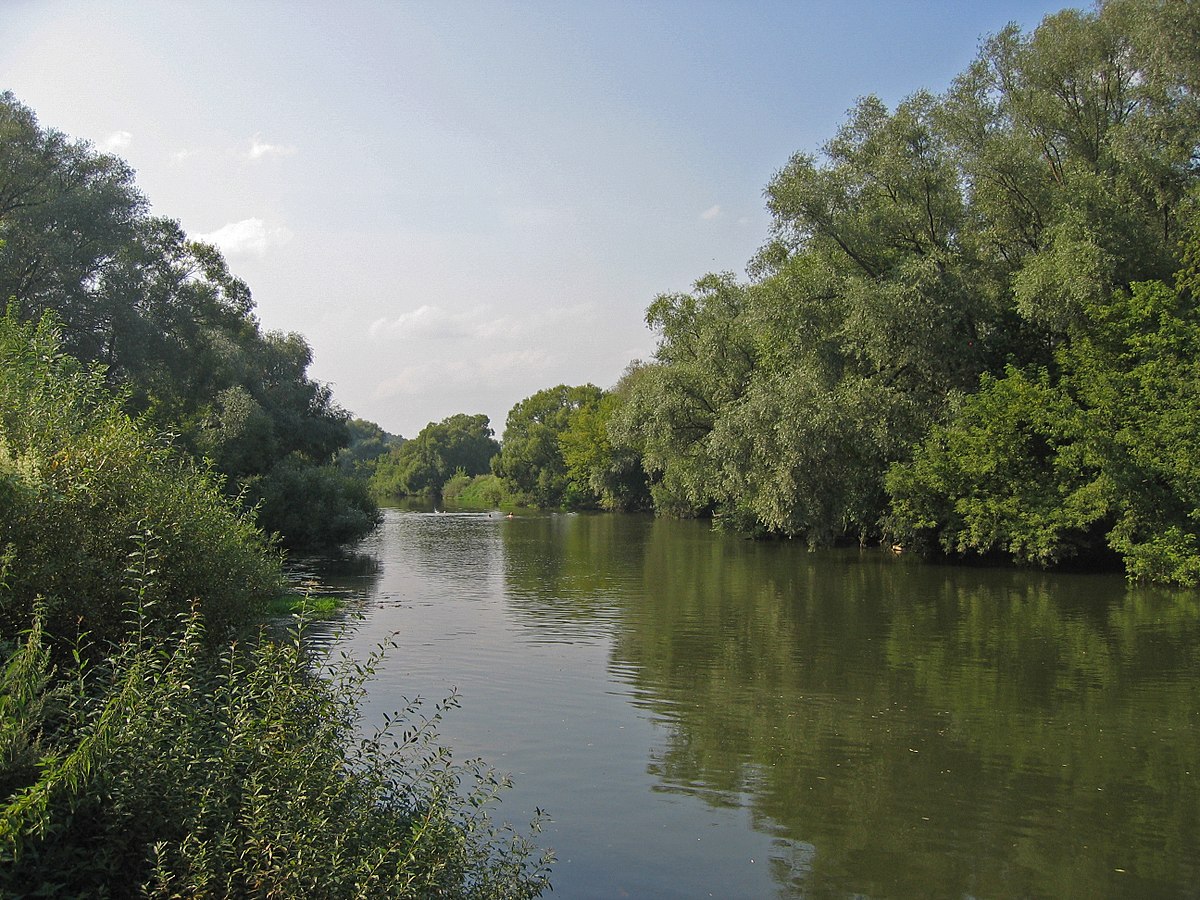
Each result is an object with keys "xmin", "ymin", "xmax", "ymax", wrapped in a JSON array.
[
  {"xmin": 0, "ymin": 311, "xmax": 280, "ymax": 648},
  {"xmin": 0, "ymin": 316, "xmax": 550, "ymax": 898},
  {"xmin": 888, "ymin": 218, "xmax": 1200, "ymax": 583},
  {"xmin": 494, "ymin": 385, "xmax": 603, "ymax": 508},
  {"xmin": 608, "ymin": 275, "xmax": 755, "ymax": 518},
  {"xmin": 337, "ymin": 417, "xmax": 403, "ymax": 478},
  {"xmin": 611, "ymin": 0, "xmax": 1200, "ymax": 561},
  {"xmin": 0, "ymin": 92, "xmax": 375, "ymax": 549},
  {"xmin": 559, "ymin": 378, "xmax": 651, "ymax": 512},
  {"xmin": 371, "ymin": 413, "xmax": 498, "ymax": 499}
]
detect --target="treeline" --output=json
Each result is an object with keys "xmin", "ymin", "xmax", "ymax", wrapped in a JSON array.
[
  {"xmin": 376, "ymin": 0, "xmax": 1200, "ymax": 585},
  {"xmin": 366, "ymin": 379, "xmax": 652, "ymax": 512},
  {"xmin": 0, "ymin": 92, "xmax": 378, "ymax": 550},
  {"xmin": 614, "ymin": 0, "xmax": 1200, "ymax": 584}
]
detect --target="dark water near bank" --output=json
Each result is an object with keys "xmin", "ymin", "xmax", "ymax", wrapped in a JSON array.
[{"xmin": 315, "ymin": 508, "xmax": 1199, "ymax": 898}]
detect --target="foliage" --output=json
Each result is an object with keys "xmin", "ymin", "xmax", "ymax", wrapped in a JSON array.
[
  {"xmin": 370, "ymin": 414, "xmax": 498, "ymax": 499},
  {"xmin": 243, "ymin": 453, "xmax": 382, "ymax": 551},
  {"xmin": 885, "ymin": 367, "xmax": 1109, "ymax": 566},
  {"xmin": 337, "ymin": 417, "xmax": 404, "ymax": 478},
  {"xmin": 265, "ymin": 593, "xmax": 343, "ymax": 619},
  {"xmin": 493, "ymin": 385, "xmax": 604, "ymax": 508},
  {"xmin": 0, "ymin": 92, "xmax": 373, "ymax": 551},
  {"xmin": 590, "ymin": 0, "xmax": 1200, "ymax": 578},
  {"xmin": 0, "ymin": 609, "xmax": 553, "ymax": 898},
  {"xmin": 555, "ymin": 365, "xmax": 651, "ymax": 513},
  {"xmin": 0, "ymin": 311, "xmax": 551, "ymax": 897},
  {"xmin": 559, "ymin": 386, "xmax": 651, "ymax": 513},
  {"xmin": 0, "ymin": 311, "xmax": 281, "ymax": 647},
  {"xmin": 888, "ymin": 258, "xmax": 1200, "ymax": 583},
  {"xmin": 442, "ymin": 472, "xmax": 514, "ymax": 509}
]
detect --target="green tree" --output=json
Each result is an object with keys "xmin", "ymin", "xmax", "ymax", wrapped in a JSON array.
[
  {"xmin": 494, "ymin": 385, "xmax": 603, "ymax": 508},
  {"xmin": 885, "ymin": 366, "xmax": 1109, "ymax": 566},
  {"xmin": 613, "ymin": 0, "xmax": 1200, "ymax": 560},
  {"xmin": 0, "ymin": 311, "xmax": 281, "ymax": 649},
  {"xmin": 0, "ymin": 92, "xmax": 375, "ymax": 550},
  {"xmin": 559, "ymin": 377, "xmax": 651, "ymax": 512},
  {"xmin": 337, "ymin": 417, "xmax": 403, "ymax": 478},
  {"xmin": 608, "ymin": 275, "xmax": 755, "ymax": 518},
  {"xmin": 371, "ymin": 413, "xmax": 498, "ymax": 499},
  {"xmin": 888, "ymin": 223, "xmax": 1200, "ymax": 583}
]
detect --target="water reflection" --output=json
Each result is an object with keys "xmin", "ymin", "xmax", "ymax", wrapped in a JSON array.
[{"xmin": 496, "ymin": 514, "xmax": 1200, "ymax": 898}]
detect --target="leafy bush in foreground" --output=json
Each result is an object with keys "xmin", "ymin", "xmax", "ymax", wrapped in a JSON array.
[
  {"xmin": 0, "ymin": 311, "xmax": 280, "ymax": 648},
  {"xmin": 0, "ymin": 611, "xmax": 552, "ymax": 898}
]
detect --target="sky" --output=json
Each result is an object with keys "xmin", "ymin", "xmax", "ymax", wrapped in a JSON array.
[{"xmin": 2, "ymin": 0, "xmax": 1072, "ymax": 439}]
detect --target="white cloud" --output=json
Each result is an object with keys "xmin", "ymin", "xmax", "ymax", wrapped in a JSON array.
[
  {"xmin": 475, "ymin": 348, "xmax": 554, "ymax": 379},
  {"xmin": 170, "ymin": 147, "xmax": 201, "ymax": 165},
  {"xmin": 100, "ymin": 130, "xmax": 132, "ymax": 152},
  {"xmin": 195, "ymin": 217, "xmax": 293, "ymax": 257},
  {"xmin": 247, "ymin": 133, "xmax": 297, "ymax": 160},
  {"xmin": 369, "ymin": 305, "xmax": 520, "ymax": 342},
  {"xmin": 700, "ymin": 204, "xmax": 722, "ymax": 221},
  {"xmin": 371, "ymin": 349, "xmax": 555, "ymax": 400},
  {"xmin": 373, "ymin": 359, "xmax": 478, "ymax": 398}
]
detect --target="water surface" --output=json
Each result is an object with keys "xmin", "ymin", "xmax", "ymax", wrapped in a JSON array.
[{"xmin": 317, "ymin": 508, "xmax": 1199, "ymax": 898}]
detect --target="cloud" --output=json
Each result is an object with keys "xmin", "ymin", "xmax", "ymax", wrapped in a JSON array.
[
  {"xmin": 372, "ymin": 359, "xmax": 480, "ymax": 398},
  {"xmin": 371, "ymin": 349, "xmax": 555, "ymax": 400},
  {"xmin": 247, "ymin": 133, "xmax": 297, "ymax": 160},
  {"xmin": 170, "ymin": 148, "xmax": 201, "ymax": 165},
  {"xmin": 700, "ymin": 204, "xmax": 722, "ymax": 221},
  {"xmin": 195, "ymin": 217, "xmax": 293, "ymax": 257},
  {"xmin": 100, "ymin": 130, "xmax": 132, "ymax": 153},
  {"xmin": 369, "ymin": 305, "xmax": 521, "ymax": 342},
  {"xmin": 475, "ymin": 348, "xmax": 554, "ymax": 379}
]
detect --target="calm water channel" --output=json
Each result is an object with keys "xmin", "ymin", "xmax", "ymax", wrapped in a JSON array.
[{"xmin": 309, "ymin": 507, "xmax": 1199, "ymax": 898}]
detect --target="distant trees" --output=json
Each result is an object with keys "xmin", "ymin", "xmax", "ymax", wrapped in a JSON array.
[
  {"xmin": 492, "ymin": 384, "xmax": 603, "ymax": 508},
  {"xmin": 559, "ymin": 370, "xmax": 651, "ymax": 512},
  {"xmin": 0, "ymin": 91, "xmax": 376, "ymax": 549},
  {"xmin": 337, "ymin": 417, "xmax": 403, "ymax": 477},
  {"xmin": 370, "ymin": 413, "xmax": 498, "ymax": 499}
]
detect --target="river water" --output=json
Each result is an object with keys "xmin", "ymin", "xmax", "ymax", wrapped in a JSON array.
[{"xmin": 311, "ymin": 507, "xmax": 1199, "ymax": 898}]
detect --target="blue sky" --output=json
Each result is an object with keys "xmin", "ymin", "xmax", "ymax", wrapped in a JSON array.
[{"xmin": 3, "ymin": 0, "xmax": 1070, "ymax": 438}]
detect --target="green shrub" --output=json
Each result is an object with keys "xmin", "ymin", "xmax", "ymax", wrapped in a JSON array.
[
  {"xmin": 243, "ymin": 454, "xmax": 381, "ymax": 551},
  {"xmin": 0, "ymin": 610, "xmax": 553, "ymax": 898},
  {"xmin": 442, "ymin": 473, "xmax": 513, "ymax": 509},
  {"xmin": 0, "ymin": 312, "xmax": 281, "ymax": 648},
  {"xmin": 0, "ymin": 312, "xmax": 553, "ymax": 896}
]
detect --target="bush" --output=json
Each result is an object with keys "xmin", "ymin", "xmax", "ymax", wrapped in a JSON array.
[
  {"xmin": 0, "ymin": 610, "xmax": 553, "ymax": 898},
  {"xmin": 0, "ymin": 312, "xmax": 553, "ymax": 897},
  {"xmin": 442, "ymin": 472, "xmax": 514, "ymax": 509},
  {"xmin": 0, "ymin": 312, "xmax": 281, "ymax": 648},
  {"xmin": 243, "ymin": 454, "xmax": 381, "ymax": 551}
]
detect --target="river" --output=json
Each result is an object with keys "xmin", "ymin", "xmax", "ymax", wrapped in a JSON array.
[{"xmin": 308, "ymin": 507, "xmax": 1199, "ymax": 898}]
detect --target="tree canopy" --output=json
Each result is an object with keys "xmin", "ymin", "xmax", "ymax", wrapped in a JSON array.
[
  {"xmin": 493, "ymin": 384, "xmax": 603, "ymax": 508},
  {"xmin": 507, "ymin": 0, "xmax": 1200, "ymax": 582},
  {"xmin": 0, "ymin": 92, "xmax": 376, "ymax": 549},
  {"xmin": 370, "ymin": 413, "xmax": 499, "ymax": 499}
]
